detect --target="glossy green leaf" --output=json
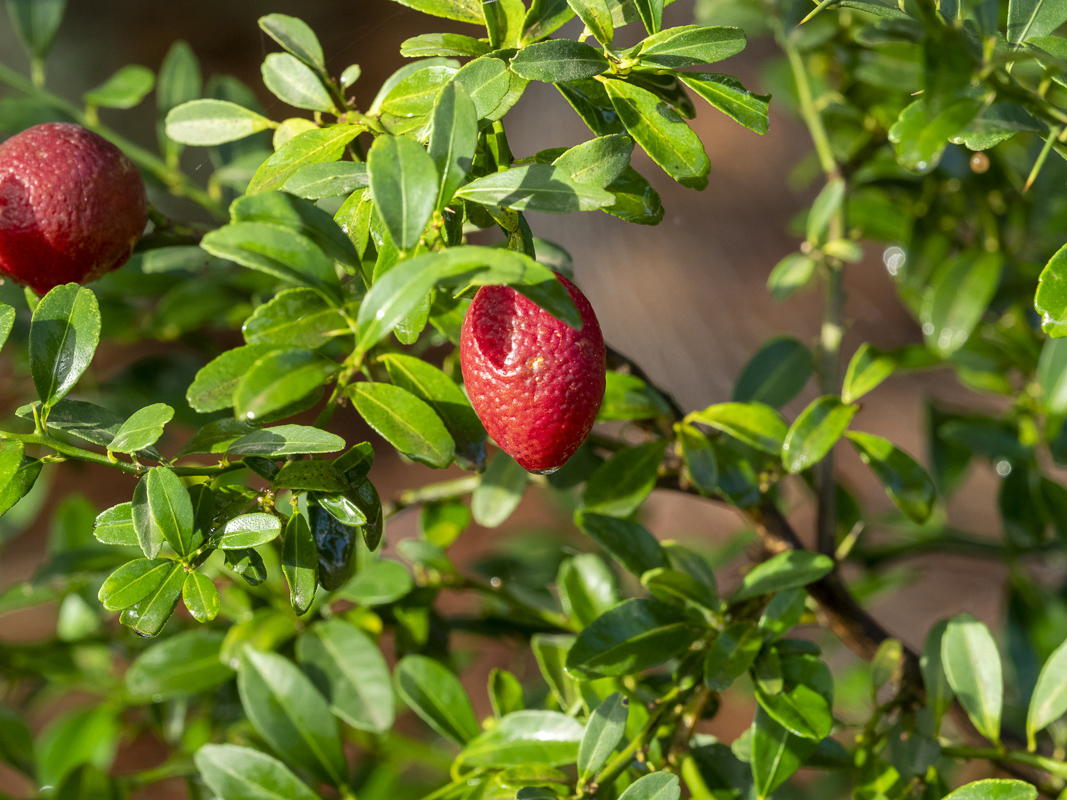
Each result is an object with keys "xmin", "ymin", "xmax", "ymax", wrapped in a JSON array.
[
  {"xmin": 510, "ymin": 39, "xmax": 611, "ymax": 82},
  {"xmin": 368, "ymin": 135, "xmax": 439, "ymax": 250},
  {"xmin": 337, "ymin": 558, "xmax": 413, "ymax": 605},
  {"xmin": 228, "ymin": 425, "xmax": 346, "ymax": 457},
  {"xmin": 247, "ymin": 124, "xmax": 363, "ymax": 194},
  {"xmin": 781, "ymin": 396, "xmax": 858, "ymax": 474},
  {"xmin": 7, "ymin": 0, "xmax": 65, "ymax": 59},
  {"xmin": 577, "ymin": 692, "xmax": 628, "ymax": 781},
  {"xmin": 618, "ymin": 772, "xmax": 680, "ymax": 800},
  {"xmin": 768, "ymin": 252, "xmax": 817, "ymax": 301},
  {"xmin": 920, "ymin": 619, "xmax": 953, "ymax": 735},
  {"xmin": 1027, "ymin": 637, "xmax": 1067, "ymax": 748},
  {"xmin": 459, "ymin": 710, "xmax": 584, "ymax": 768},
  {"xmin": 688, "ymin": 402, "xmax": 788, "ymax": 454},
  {"xmin": 125, "ymin": 629, "xmax": 230, "ymax": 700},
  {"xmin": 599, "ymin": 372, "xmax": 672, "ymax": 420},
  {"xmin": 35, "ymin": 705, "xmax": 117, "ymax": 790},
  {"xmin": 641, "ymin": 567, "xmax": 719, "ymax": 613},
  {"xmin": 243, "ymin": 289, "xmax": 346, "ymax": 348},
  {"xmin": 575, "ymin": 510, "xmax": 668, "ymax": 577},
  {"xmin": 107, "ymin": 403, "xmax": 173, "ymax": 454},
  {"xmin": 558, "ymin": 553, "xmax": 618, "ymax": 627},
  {"xmin": 677, "ymin": 71, "xmax": 769, "ymax": 133},
  {"xmin": 751, "ymin": 707, "xmax": 818, "ymax": 800},
  {"xmin": 98, "ymin": 558, "xmax": 171, "ymax": 612},
  {"xmin": 380, "ymin": 352, "xmax": 486, "ymax": 469},
  {"xmin": 453, "ymin": 55, "xmax": 521, "ymax": 122},
  {"xmin": 119, "ymin": 560, "xmax": 185, "ymax": 637},
  {"xmin": 557, "ymin": 78, "xmax": 627, "ymax": 136},
  {"xmin": 554, "ymin": 133, "xmax": 633, "ymax": 189},
  {"xmin": 282, "ymin": 511, "xmax": 317, "ymax": 615},
  {"xmin": 234, "ymin": 349, "xmax": 338, "ymax": 421},
  {"xmin": 888, "ymin": 98, "xmax": 981, "ymax": 173},
  {"xmin": 637, "ymin": 25, "xmax": 745, "ymax": 68},
  {"xmin": 164, "ymin": 99, "xmax": 273, "ymax": 145},
  {"xmin": 753, "ymin": 653, "xmax": 834, "ymax": 740},
  {"xmin": 943, "ymin": 780, "xmax": 1038, "ymax": 800},
  {"xmin": 921, "ymin": 252, "xmax": 1002, "ymax": 357},
  {"xmin": 145, "ymin": 466, "xmax": 196, "ymax": 557},
  {"xmin": 263, "ymin": 52, "xmax": 332, "ymax": 110},
  {"xmin": 732, "ymin": 550, "xmax": 834, "ymax": 602},
  {"xmin": 182, "ymin": 571, "xmax": 220, "ymax": 623},
  {"xmin": 0, "ymin": 304, "xmax": 14, "ymax": 353},
  {"xmin": 429, "ymin": 80, "xmax": 478, "ymax": 213},
  {"xmin": 942, "ymin": 613, "xmax": 1003, "ymax": 745},
  {"xmin": 389, "ymin": 0, "xmax": 483, "ymax": 24},
  {"xmin": 472, "ymin": 451, "xmax": 528, "ymax": 527},
  {"xmin": 350, "ymin": 382, "xmax": 454, "ymax": 468},
  {"xmin": 0, "ymin": 439, "xmax": 24, "ymax": 495},
  {"xmin": 30, "ymin": 284, "xmax": 101, "ymax": 408},
  {"xmin": 93, "ymin": 502, "xmax": 137, "ymax": 547},
  {"xmin": 805, "ymin": 178, "xmax": 845, "ymax": 245},
  {"xmin": 232, "ymin": 191, "xmax": 359, "ymax": 272},
  {"xmin": 705, "ymin": 621, "xmax": 763, "ymax": 691},
  {"xmin": 275, "ymin": 461, "xmax": 349, "ymax": 493},
  {"xmin": 488, "ymin": 669, "xmax": 525, "ymax": 717},
  {"xmin": 188, "ymin": 344, "xmax": 282, "ymax": 413},
  {"xmin": 732, "ymin": 336, "xmax": 813, "ymax": 408},
  {"xmin": 1036, "ymin": 243, "xmax": 1067, "ymax": 337},
  {"xmin": 566, "ymin": 0, "xmax": 614, "ymax": 44},
  {"xmin": 297, "ymin": 619, "xmax": 395, "ymax": 733},
  {"xmin": 531, "ymin": 634, "xmax": 581, "ymax": 710},
  {"xmin": 401, "ymin": 32, "xmax": 491, "ymax": 57},
  {"xmin": 157, "ymin": 40, "xmax": 201, "ymax": 118},
  {"xmin": 1007, "ymin": 0, "xmax": 1067, "ymax": 43},
  {"xmin": 215, "ymin": 513, "xmax": 282, "ymax": 549},
  {"xmin": 522, "ymin": 0, "xmax": 573, "ymax": 43},
  {"xmin": 84, "ymin": 64, "xmax": 153, "ymax": 109},
  {"xmin": 565, "ymin": 598, "xmax": 699, "ymax": 678},
  {"xmin": 394, "ymin": 654, "xmax": 481, "ymax": 745},
  {"xmin": 195, "ymin": 743, "xmax": 319, "ymax": 800},
  {"xmin": 283, "ymin": 161, "xmax": 368, "ymax": 199},
  {"xmin": 457, "ymin": 164, "xmax": 614, "ymax": 213},
  {"xmin": 847, "ymin": 431, "xmax": 936, "ymax": 523},
  {"xmin": 581, "ymin": 440, "xmax": 668, "ymax": 517},
  {"xmin": 0, "ymin": 706, "xmax": 35, "ymax": 779},
  {"xmin": 843, "ymin": 344, "xmax": 896, "ymax": 404},
  {"xmin": 238, "ymin": 649, "xmax": 347, "ymax": 785},
  {"xmin": 259, "ymin": 13, "xmax": 326, "ymax": 71}
]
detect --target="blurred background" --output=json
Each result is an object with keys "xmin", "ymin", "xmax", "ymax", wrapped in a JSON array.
[{"xmin": 0, "ymin": 1, "xmax": 1016, "ymax": 796}]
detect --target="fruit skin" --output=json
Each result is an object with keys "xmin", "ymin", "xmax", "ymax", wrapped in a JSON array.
[
  {"xmin": 461, "ymin": 273, "xmax": 606, "ymax": 473},
  {"xmin": 0, "ymin": 122, "xmax": 147, "ymax": 294}
]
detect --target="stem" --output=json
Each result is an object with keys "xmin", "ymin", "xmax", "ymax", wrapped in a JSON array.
[
  {"xmin": 385, "ymin": 475, "xmax": 482, "ymax": 519},
  {"xmin": 942, "ymin": 745, "xmax": 1067, "ymax": 781},
  {"xmin": 461, "ymin": 575, "xmax": 579, "ymax": 633},
  {"xmin": 778, "ymin": 31, "xmax": 838, "ymax": 180},
  {"xmin": 0, "ymin": 62, "xmax": 225, "ymax": 219},
  {"xmin": 7, "ymin": 432, "xmax": 144, "ymax": 475},
  {"xmin": 592, "ymin": 685, "xmax": 687, "ymax": 790}
]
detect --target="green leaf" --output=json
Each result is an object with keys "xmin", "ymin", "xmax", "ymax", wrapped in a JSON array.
[
  {"xmin": 200, "ymin": 222, "xmax": 340, "ymax": 303},
  {"xmin": 688, "ymin": 402, "xmax": 788, "ymax": 454},
  {"xmin": 119, "ymin": 561, "xmax": 185, "ymax": 637},
  {"xmin": 751, "ymin": 707, "xmax": 818, "ymax": 800},
  {"xmin": 157, "ymin": 41, "xmax": 201, "ymax": 117},
  {"xmin": 732, "ymin": 551, "xmax": 834, "ymax": 603},
  {"xmin": 355, "ymin": 246, "xmax": 580, "ymax": 353},
  {"xmin": 553, "ymin": 133, "xmax": 633, "ymax": 189},
  {"xmin": 247, "ymin": 124, "xmax": 363, "ymax": 195},
  {"xmin": 429, "ymin": 81, "xmax": 478, "ymax": 212},
  {"xmin": 0, "ymin": 304, "xmax": 14, "ymax": 353},
  {"xmin": 6, "ymin": 0, "xmax": 66, "ymax": 59},
  {"xmin": 232, "ymin": 191, "xmax": 360, "ymax": 272},
  {"xmin": 472, "ymin": 451, "xmax": 528, "ymax": 527},
  {"xmin": 599, "ymin": 372, "xmax": 672, "ymax": 421},
  {"xmin": 459, "ymin": 710, "xmax": 584, "ymax": 768},
  {"xmin": 566, "ymin": 598, "xmax": 699, "ymax": 678},
  {"xmin": 888, "ymin": 98, "xmax": 981, "ymax": 173},
  {"xmin": 805, "ymin": 178, "xmax": 846, "ymax": 245},
  {"xmin": 187, "ymin": 345, "xmax": 281, "ymax": 413},
  {"xmin": 0, "ymin": 438, "xmax": 25, "ymax": 495},
  {"xmin": 126, "ymin": 629, "xmax": 233, "ymax": 700},
  {"xmin": 389, "ymin": 0, "xmax": 484, "ymax": 24},
  {"xmin": 943, "ymin": 780, "xmax": 1038, "ymax": 800},
  {"xmin": 195, "ymin": 743, "xmax": 319, "ymax": 800},
  {"xmin": 234, "ymin": 349, "xmax": 338, "ymax": 422},
  {"xmin": 566, "ymin": 0, "xmax": 614, "ymax": 45},
  {"xmin": 942, "ymin": 613, "xmax": 1003, "ymax": 745},
  {"xmin": 1035, "ymin": 243, "xmax": 1067, "ymax": 337},
  {"xmin": 558, "ymin": 554, "xmax": 618, "ymax": 627},
  {"xmin": 181, "ymin": 572, "xmax": 220, "ymax": 623},
  {"xmin": 456, "ymin": 164, "xmax": 614, "ymax": 213},
  {"xmin": 732, "ymin": 337, "xmax": 813, "ymax": 408},
  {"xmin": 238, "ymin": 649, "xmax": 347, "ymax": 785},
  {"xmin": 1008, "ymin": 0, "xmax": 1067, "ymax": 43},
  {"xmin": 488, "ymin": 669, "xmax": 525, "ymax": 717},
  {"xmin": 297, "ymin": 619, "xmax": 395, "ymax": 733},
  {"xmin": 618, "ymin": 772, "xmax": 681, "ymax": 800},
  {"xmin": 1027, "ymin": 637, "xmax": 1067, "ymax": 748},
  {"xmin": 275, "ymin": 461, "xmax": 349, "ymax": 493},
  {"xmin": 557, "ymin": 78, "xmax": 627, "ymax": 136},
  {"xmin": 575, "ymin": 510, "xmax": 668, "ymax": 577},
  {"xmin": 637, "ymin": 25, "xmax": 745, "ymax": 68},
  {"xmin": 581, "ymin": 440, "xmax": 668, "ymax": 517},
  {"xmin": 84, "ymin": 65, "xmax": 154, "ymax": 109},
  {"xmin": 243, "ymin": 289, "xmax": 346, "ymax": 348},
  {"xmin": 843, "ymin": 344, "xmax": 896, "ymax": 404},
  {"xmin": 634, "ymin": 0, "xmax": 665, "ymax": 34},
  {"xmin": 164, "ymin": 99, "xmax": 273, "ymax": 145},
  {"xmin": 522, "ymin": 0, "xmax": 573, "ymax": 43},
  {"xmin": 0, "ymin": 706, "xmax": 35, "ymax": 779},
  {"xmin": 1038, "ymin": 337, "xmax": 1067, "ymax": 414},
  {"xmin": 641, "ymin": 567, "xmax": 719, "ymax": 613},
  {"xmin": 30, "ymin": 284, "xmax": 101, "ymax": 408},
  {"xmin": 145, "ymin": 466, "xmax": 196, "ymax": 557},
  {"xmin": 228, "ymin": 425, "xmax": 346, "ymax": 457},
  {"xmin": 606, "ymin": 78, "xmax": 710, "ymax": 188},
  {"xmin": 215, "ymin": 513, "xmax": 283, "ymax": 549},
  {"xmin": 337, "ymin": 558, "xmax": 413, "ymax": 605},
  {"xmin": 846, "ymin": 431, "xmax": 936, "ymax": 523},
  {"xmin": 36, "ymin": 706, "xmax": 117, "ymax": 790},
  {"xmin": 781, "ymin": 396, "xmax": 858, "ymax": 474},
  {"xmin": 510, "ymin": 40, "xmax": 611, "ymax": 82},
  {"xmin": 107, "ymin": 404, "xmax": 173, "ymax": 454},
  {"xmin": 921, "ymin": 252, "xmax": 1003, "ymax": 357},
  {"xmin": 282, "ymin": 511, "xmax": 317, "ymax": 616},
  {"xmin": 380, "ymin": 352, "xmax": 486, "ymax": 470},
  {"xmin": 577, "ymin": 692, "xmax": 629, "ymax": 781},
  {"xmin": 259, "ymin": 13, "xmax": 326, "ymax": 71},
  {"xmin": 97, "ymin": 558, "xmax": 171, "ymax": 612},
  {"xmin": 368, "ymin": 135, "xmax": 440, "ymax": 250},
  {"xmin": 676, "ymin": 72, "xmax": 768, "ymax": 134},
  {"xmin": 394, "ymin": 655, "xmax": 481, "ymax": 745},
  {"xmin": 93, "ymin": 503, "xmax": 137, "ymax": 547},
  {"xmin": 705, "ymin": 621, "xmax": 763, "ymax": 691},
  {"xmin": 753, "ymin": 653, "xmax": 834, "ymax": 740},
  {"xmin": 283, "ymin": 162, "xmax": 368, "ymax": 199},
  {"xmin": 350, "ymin": 382, "xmax": 454, "ymax": 468},
  {"xmin": 920, "ymin": 619, "xmax": 954, "ymax": 735},
  {"xmin": 401, "ymin": 32, "xmax": 492, "ymax": 57},
  {"xmin": 768, "ymin": 252, "xmax": 817, "ymax": 301},
  {"xmin": 262, "ymin": 52, "xmax": 333, "ymax": 111}
]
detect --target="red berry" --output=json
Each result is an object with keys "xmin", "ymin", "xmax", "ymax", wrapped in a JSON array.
[
  {"xmin": 461, "ymin": 273, "xmax": 606, "ymax": 473},
  {"xmin": 0, "ymin": 122, "xmax": 148, "ymax": 294}
]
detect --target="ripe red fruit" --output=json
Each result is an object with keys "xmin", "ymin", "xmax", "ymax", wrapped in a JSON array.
[
  {"xmin": 461, "ymin": 273, "xmax": 606, "ymax": 473},
  {"xmin": 0, "ymin": 122, "xmax": 148, "ymax": 294}
]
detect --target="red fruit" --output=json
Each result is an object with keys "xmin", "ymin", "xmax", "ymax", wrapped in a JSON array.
[
  {"xmin": 0, "ymin": 122, "xmax": 148, "ymax": 294},
  {"xmin": 461, "ymin": 273, "xmax": 606, "ymax": 473}
]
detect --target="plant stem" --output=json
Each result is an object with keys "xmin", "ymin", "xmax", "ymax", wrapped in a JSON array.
[
  {"xmin": 941, "ymin": 745, "xmax": 1067, "ymax": 781},
  {"xmin": 385, "ymin": 475, "xmax": 482, "ymax": 518},
  {"xmin": 0, "ymin": 62, "xmax": 226, "ymax": 219}
]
